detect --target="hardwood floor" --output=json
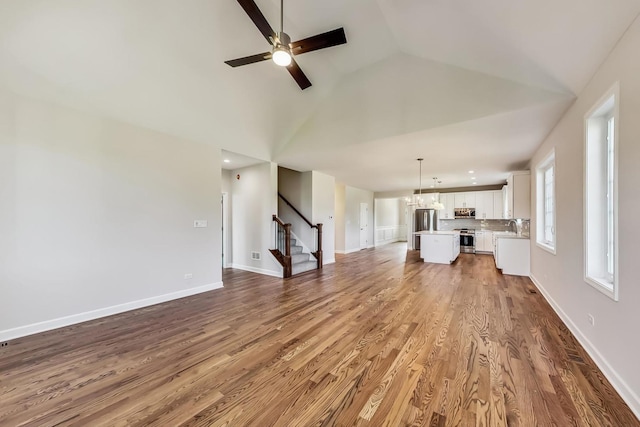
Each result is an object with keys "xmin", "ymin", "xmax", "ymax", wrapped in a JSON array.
[{"xmin": 1, "ymin": 243, "xmax": 638, "ymax": 426}]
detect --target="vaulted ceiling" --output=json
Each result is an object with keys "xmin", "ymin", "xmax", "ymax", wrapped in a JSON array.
[{"xmin": 1, "ymin": 0, "xmax": 638, "ymax": 191}]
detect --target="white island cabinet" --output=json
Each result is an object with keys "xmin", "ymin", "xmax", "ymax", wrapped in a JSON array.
[
  {"xmin": 417, "ymin": 231, "xmax": 460, "ymax": 264},
  {"xmin": 494, "ymin": 233, "xmax": 530, "ymax": 275}
]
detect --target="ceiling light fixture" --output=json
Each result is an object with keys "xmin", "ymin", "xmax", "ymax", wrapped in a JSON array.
[
  {"xmin": 405, "ymin": 158, "xmax": 425, "ymax": 207},
  {"xmin": 272, "ymin": 40, "xmax": 292, "ymax": 67},
  {"xmin": 223, "ymin": 159, "xmax": 230, "ymax": 163},
  {"xmin": 471, "ymin": 177, "xmax": 476, "ymax": 180},
  {"xmin": 272, "ymin": 1, "xmax": 292, "ymax": 67}
]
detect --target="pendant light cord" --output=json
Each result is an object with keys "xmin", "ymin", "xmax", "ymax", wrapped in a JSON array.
[{"xmin": 280, "ymin": 0, "xmax": 284, "ymax": 33}]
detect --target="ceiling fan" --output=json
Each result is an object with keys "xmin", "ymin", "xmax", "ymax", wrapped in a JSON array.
[{"xmin": 225, "ymin": 0, "xmax": 347, "ymax": 90}]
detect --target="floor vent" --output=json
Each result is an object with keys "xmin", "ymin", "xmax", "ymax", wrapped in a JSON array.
[{"xmin": 528, "ymin": 288, "xmax": 538, "ymax": 294}]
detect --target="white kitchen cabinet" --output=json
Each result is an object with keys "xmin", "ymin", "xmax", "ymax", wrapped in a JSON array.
[
  {"xmin": 419, "ymin": 232, "xmax": 460, "ymax": 264},
  {"xmin": 439, "ymin": 193, "xmax": 455, "ymax": 219},
  {"xmin": 475, "ymin": 230, "xmax": 494, "ymax": 253},
  {"xmin": 493, "ymin": 191, "xmax": 504, "ymax": 219},
  {"xmin": 475, "ymin": 192, "xmax": 495, "ymax": 220},
  {"xmin": 504, "ymin": 171, "xmax": 531, "ymax": 219},
  {"xmin": 454, "ymin": 192, "xmax": 476, "ymax": 209},
  {"xmin": 495, "ymin": 236, "xmax": 530, "ymax": 275}
]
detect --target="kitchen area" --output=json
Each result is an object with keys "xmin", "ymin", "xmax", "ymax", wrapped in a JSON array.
[{"xmin": 412, "ymin": 171, "xmax": 531, "ymax": 276}]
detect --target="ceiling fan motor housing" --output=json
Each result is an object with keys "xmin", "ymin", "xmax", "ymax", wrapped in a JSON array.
[{"xmin": 275, "ymin": 32, "xmax": 291, "ymax": 51}]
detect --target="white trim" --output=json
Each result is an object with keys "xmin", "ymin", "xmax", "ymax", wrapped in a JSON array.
[
  {"xmin": 584, "ymin": 82, "xmax": 619, "ymax": 302},
  {"xmin": 535, "ymin": 149, "xmax": 556, "ymax": 253},
  {"xmin": 0, "ymin": 282, "xmax": 224, "ymax": 342},
  {"xmin": 323, "ymin": 258, "xmax": 336, "ymax": 265},
  {"xmin": 536, "ymin": 241, "xmax": 556, "ymax": 255},
  {"xmin": 335, "ymin": 248, "xmax": 361, "ymax": 255},
  {"xmin": 229, "ymin": 263, "xmax": 283, "ymax": 278},
  {"xmin": 530, "ymin": 274, "xmax": 640, "ymax": 419}
]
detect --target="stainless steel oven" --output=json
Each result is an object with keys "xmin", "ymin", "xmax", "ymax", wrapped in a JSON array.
[{"xmin": 456, "ymin": 228, "xmax": 476, "ymax": 253}]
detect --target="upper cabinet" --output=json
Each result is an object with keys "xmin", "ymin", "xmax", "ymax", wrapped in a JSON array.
[
  {"xmin": 475, "ymin": 190, "xmax": 504, "ymax": 220},
  {"xmin": 493, "ymin": 191, "xmax": 504, "ymax": 219},
  {"xmin": 440, "ymin": 193, "xmax": 455, "ymax": 219},
  {"xmin": 454, "ymin": 192, "xmax": 476, "ymax": 208},
  {"xmin": 504, "ymin": 171, "xmax": 531, "ymax": 219},
  {"xmin": 475, "ymin": 191, "xmax": 494, "ymax": 220}
]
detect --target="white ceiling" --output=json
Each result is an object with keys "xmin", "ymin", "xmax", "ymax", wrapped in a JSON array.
[{"xmin": 1, "ymin": 0, "xmax": 638, "ymax": 192}]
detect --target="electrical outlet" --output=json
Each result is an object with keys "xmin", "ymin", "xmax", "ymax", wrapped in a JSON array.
[
  {"xmin": 587, "ymin": 314, "xmax": 595, "ymax": 326},
  {"xmin": 184, "ymin": 273, "xmax": 193, "ymax": 279},
  {"xmin": 251, "ymin": 251, "xmax": 261, "ymax": 260},
  {"xmin": 193, "ymin": 220, "xmax": 208, "ymax": 228}
]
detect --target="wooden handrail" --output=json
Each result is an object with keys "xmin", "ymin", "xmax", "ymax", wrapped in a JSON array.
[
  {"xmin": 278, "ymin": 193, "xmax": 316, "ymax": 229},
  {"xmin": 272, "ymin": 214, "xmax": 286, "ymax": 227}
]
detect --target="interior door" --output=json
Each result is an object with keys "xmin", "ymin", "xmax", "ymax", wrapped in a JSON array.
[{"xmin": 360, "ymin": 203, "xmax": 369, "ymax": 249}]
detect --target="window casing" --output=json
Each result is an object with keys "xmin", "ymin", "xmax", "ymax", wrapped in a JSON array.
[
  {"xmin": 584, "ymin": 83, "xmax": 619, "ymax": 301},
  {"xmin": 536, "ymin": 150, "xmax": 556, "ymax": 253}
]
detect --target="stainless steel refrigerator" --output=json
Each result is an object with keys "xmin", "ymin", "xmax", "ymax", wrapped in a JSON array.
[{"xmin": 413, "ymin": 208, "xmax": 437, "ymax": 250}]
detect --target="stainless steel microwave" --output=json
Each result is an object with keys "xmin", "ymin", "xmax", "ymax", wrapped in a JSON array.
[{"xmin": 454, "ymin": 208, "xmax": 475, "ymax": 219}]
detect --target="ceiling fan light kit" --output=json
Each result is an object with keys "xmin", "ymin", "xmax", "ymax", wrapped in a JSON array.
[
  {"xmin": 272, "ymin": 32, "xmax": 292, "ymax": 66},
  {"xmin": 225, "ymin": 0, "xmax": 347, "ymax": 89}
]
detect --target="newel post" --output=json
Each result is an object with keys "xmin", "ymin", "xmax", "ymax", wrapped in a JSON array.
[
  {"xmin": 316, "ymin": 223, "xmax": 323, "ymax": 269},
  {"xmin": 284, "ymin": 223, "xmax": 292, "ymax": 277}
]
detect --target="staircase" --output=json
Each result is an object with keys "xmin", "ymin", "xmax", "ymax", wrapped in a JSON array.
[
  {"xmin": 270, "ymin": 194, "xmax": 323, "ymax": 278},
  {"xmin": 290, "ymin": 239, "xmax": 318, "ymax": 275}
]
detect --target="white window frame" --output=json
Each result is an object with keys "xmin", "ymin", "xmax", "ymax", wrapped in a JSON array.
[
  {"xmin": 536, "ymin": 150, "xmax": 556, "ymax": 254},
  {"xmin": 584, "ymin": 82, "xmax": 619, "ymax": 301}
]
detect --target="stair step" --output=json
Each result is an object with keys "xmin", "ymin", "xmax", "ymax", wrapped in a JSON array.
[
  {"xmin": 291, "ymin": 252, "xmax": 311, "ymax": 264},
  {"xmin": 291, "ymin": 245, "xmax": 303, "ymax": 254},
  {"xmin": 292, "ymin": 260, "xmax": 318, "ymax": 276}
]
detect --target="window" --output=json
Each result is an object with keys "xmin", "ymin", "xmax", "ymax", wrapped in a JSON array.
[
  {"xmin": 584, "ymin": 83, "xmax": 619, "ymax": 301},
  {"xmin": 536, "ymin": 150, "xmax": 556, "ymax": 253}
]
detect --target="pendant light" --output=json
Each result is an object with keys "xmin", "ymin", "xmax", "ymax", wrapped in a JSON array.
[{"xmin": 405, "ymin": 158, "xmax": 425, "ymax": 206}]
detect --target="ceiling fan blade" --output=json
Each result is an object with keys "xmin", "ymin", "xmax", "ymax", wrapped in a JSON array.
[
  {"xmin": 237, "ymin": 0, "xmax": 277, "ymax": 44},
  {"xmin": 290, "ymin": 28, "xmax": 347, "ymax": 55},
  {"xmin": 225, "ymin": 52, "xmax": 272, "ymax": 67},
  {"xmin": 287, "ymin": 58, "xmax": 312, "ymax": 90}
]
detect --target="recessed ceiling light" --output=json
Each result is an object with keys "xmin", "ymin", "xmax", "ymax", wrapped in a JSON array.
[
  {"xmin": 223, "ymin": 159, "xmax": 230, "ymax": 163},
  {"xmin": 468, "ymin": 170, "xmax": 474, "ymax": 174},
  {"xmin": 472, "ymin": 182, "xmax": 477, "ymax": 185},
  {"xmin": 471, "ymin": 177, "xmax": 476, "ymax": 180},
  {"xmin": 430, "ymin": 185, "xmax": 435, "ymax": 188}
]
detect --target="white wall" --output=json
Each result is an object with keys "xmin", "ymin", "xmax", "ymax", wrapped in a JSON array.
[
  {"xmin": 221, "ymin": 169, "xmax": 233, "ymax": 266},
  {"xmin": 335, "ymin": 184, "xmax": 375, "ymax": 254},
  {"xmin": 374, "ymin": 198, "xmax": 407, "ymax": 245},
  {"xmin": 312, "ymin": 171, "xmax": 336, "ymax": 264},
  {"xmin": 529, "ymin": 15, "xmax": 640, "ymax": 417},
  {"xmin": 334, "ymin": 183, "xmax": 346, "ymax": 253},
  {"xmin": 344, "ymin": 186, "xmax": 374, "ymax": 252},
  {"xmin": 278, "ymin": 167, "xmax": 315, "ymax": 251},
  {"xmin": 229, "ymin": 162, "xmax": 281, "ymax": 277},
  {"xmin": 0, "ymin": 89, "xmax": 223, "ymax": 340}
]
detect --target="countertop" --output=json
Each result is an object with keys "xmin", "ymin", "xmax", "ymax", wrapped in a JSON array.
[
  {"xmin": 414, "ymin": 230, "xmax": 460, "ymax": 235},
  {"xmin": 493, "ymin": 231, "xmax": 530, "ymax": 240}
]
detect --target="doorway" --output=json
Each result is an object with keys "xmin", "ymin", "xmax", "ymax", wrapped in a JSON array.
[
  {"xmin": 360, "ymin": 202, "xmax": 369, "ymax": 249},
  {"xmin": 221, "ymin": 192, "xmax": 228, "ymax": 268}
]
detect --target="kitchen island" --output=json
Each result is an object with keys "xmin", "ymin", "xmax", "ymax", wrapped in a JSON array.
[
  {"xmin": 416, "ymin": 230, "xmax": 460, "ymax": 264},
  {"xmin": 493, "ymin": 232, "xmax": 530, "ymax": 276}
]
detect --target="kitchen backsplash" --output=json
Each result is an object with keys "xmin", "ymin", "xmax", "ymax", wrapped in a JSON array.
[{"xmin": 439, "ymin": 218, "xmax": 531, "ymax": 235}]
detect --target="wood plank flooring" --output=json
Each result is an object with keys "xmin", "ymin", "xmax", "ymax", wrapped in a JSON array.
[{"xmin": 1, "ymin": 243, "xmax": 638, "ymax": 426}]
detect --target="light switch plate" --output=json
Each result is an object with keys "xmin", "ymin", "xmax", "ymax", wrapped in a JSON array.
[{"xmin": 194, "ymin": 220, "xmax": 208, "ymax": 228}]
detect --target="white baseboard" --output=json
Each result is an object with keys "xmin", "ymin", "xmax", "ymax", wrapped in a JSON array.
[
  {"xmin": 530, "ymin": 274, "xmax": 640, "ymax": 419},
  {"xmin": 230, "ymin": 263, "xmax": 283, "ymax": 278},
  {"xmin": 323, "ymin": 258, "xmax": 336, "ymax": 265},
  {"xmin": 0, "ymin": 282, "xmax": 224, "ymax": 342}
]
